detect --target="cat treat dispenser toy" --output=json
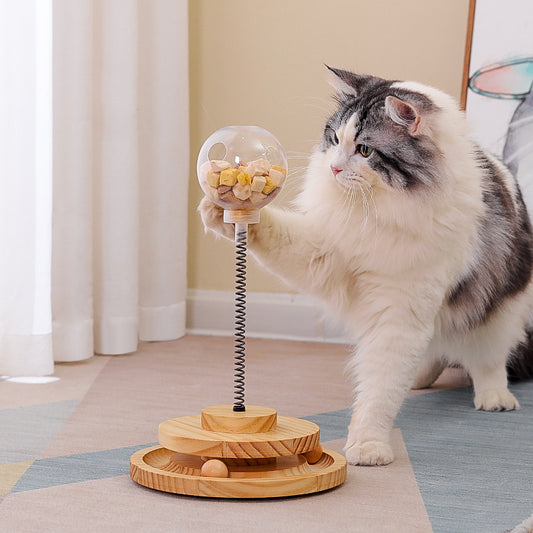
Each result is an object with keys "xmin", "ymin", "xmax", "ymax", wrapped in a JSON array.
[{"xmin": 130, "ymin": 126, "xmax": 346, "ymax": 498}]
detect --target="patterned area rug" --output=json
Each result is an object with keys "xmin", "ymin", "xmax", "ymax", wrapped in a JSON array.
[
  {"xmin": 1, "ymin": 336, "xmax": 532, "ymax": 532},
  {"xmin": 305, "ymin": 383, "xmax": 533, "ymax": 533}
]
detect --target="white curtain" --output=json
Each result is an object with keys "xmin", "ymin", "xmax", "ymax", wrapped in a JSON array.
[{"xmin": 0, "ymin": 0, "xmax": 189, "ymax": 376}]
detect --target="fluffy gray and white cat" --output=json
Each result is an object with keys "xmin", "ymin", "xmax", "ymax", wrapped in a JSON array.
[{"xmin": 199, "ymin": 67, "xmax": 533, "ymax": 466}]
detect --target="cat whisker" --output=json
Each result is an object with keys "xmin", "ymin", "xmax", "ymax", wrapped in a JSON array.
[
  {"xmin": 341, "ymin": 183, "xmax": 355, "ymax": 217},
  {"xmin": 286, "ymin": 164, "xmax": 306, "ymax": 173},
  {"xmin": 355, "ymin": 184, "xmax": 368, "ymax": 230},
  {"xmin": 342, "ymin": 176, "xmax": 378, "ymax": 248},
  {"xmin": 358, "ymin": 176, "xmax": 373, "ymax": 189},
  {"xmin": 365, "ymin": 182, "xmax": 379, "ymax": 250},
  {"xmin": 295, "ymin": 96, "xmax": 332, "ymax": 115},
  {"xmin": 338, "ymin": 180, "xmax": 357, "ymax": 230},
  {"xmin": 287, "ymin": 151, "xmax": 312, "ymax": 158},
  {"xmin": 338, "ymin": 176, "xmax": 377, "ymax": 236}
]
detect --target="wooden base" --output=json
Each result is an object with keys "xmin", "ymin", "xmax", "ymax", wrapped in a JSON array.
[{"xmin": 130, "ymin": 405, "xmax": 347, "ymax": 498}]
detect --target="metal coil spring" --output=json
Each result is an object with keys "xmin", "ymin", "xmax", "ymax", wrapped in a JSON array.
[{"xmin": 233, "ymin": 225, "xmax": 248, "ymax": 412}]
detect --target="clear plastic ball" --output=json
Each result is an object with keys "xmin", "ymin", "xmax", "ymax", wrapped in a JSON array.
[{"xmin": 197, "ymin": 125, "xmax": 287, "ymax": 211}]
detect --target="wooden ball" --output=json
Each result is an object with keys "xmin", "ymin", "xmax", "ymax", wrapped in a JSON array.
[
  {"xmin": 304, "ymin": 444, "xmax": 323, "ymax": 465},
  {"xmin": 200, "ymin": 459, "xmax": 229, "ymax": 478}
]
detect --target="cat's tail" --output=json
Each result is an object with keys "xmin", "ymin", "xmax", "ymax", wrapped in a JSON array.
[{"xmin": 507, "ymin": 328, "xmax": 533, "ymax": 381}]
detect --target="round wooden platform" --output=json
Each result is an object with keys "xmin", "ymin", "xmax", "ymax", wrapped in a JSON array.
[
  {"xmin": 159, "ymin": 410, "xmax": 321, "ymax": 459},
  {"xmin": 130, "ymin": 445, "xmax": 347, "ymax": 499},
  {"xmin": 130, "ymin": 405, "xmax": 347, "ymax": 498}
]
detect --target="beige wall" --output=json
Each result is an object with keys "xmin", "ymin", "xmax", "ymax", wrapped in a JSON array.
[{"xmin": 188, "ymin": 0, "xmax": 470, "ymax": 294}]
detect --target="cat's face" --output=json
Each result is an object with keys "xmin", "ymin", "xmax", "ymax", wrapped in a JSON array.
[{"xmin": 320, "ymin": 68, "xmax": 444, "ymax": 195}]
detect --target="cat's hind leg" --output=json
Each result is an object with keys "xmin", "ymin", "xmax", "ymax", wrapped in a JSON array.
[
  {"xmin": 470, "ymin": 363, "xmax": 519, "ymax": 411},
  {"xmin": 460, "ymin": 310, "xmax": 524, "ymax": 411}
]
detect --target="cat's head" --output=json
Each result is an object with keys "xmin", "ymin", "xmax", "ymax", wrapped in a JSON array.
[{"xmin": 316, "ymin": 67, "xmax": 461, "ymax": 197}]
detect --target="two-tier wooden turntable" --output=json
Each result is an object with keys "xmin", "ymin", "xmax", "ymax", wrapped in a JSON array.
[{"xmin": 130, "ymin": 404, "xmax": 346, "ymax": 498}]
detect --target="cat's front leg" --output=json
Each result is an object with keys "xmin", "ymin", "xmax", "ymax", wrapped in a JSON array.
[
  {"xmin": 199, "ymin": 196, "xmax": 327, "ymax": 293},
  {"xmin": 198, "ymin": 197, "xmax": 235, "ymax": 241},
  {"xmin": 344, "ymin": 312, "xmax": 434, "ymax": 466}
]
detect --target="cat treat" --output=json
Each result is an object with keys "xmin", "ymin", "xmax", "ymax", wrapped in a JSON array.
[
  {"xmin": 196, "ymin": 125, "xmax": 288, "ymax": 213},
  {"xmin": 199, "ymin": 158, "xmax": 286, "ymax": 210}
]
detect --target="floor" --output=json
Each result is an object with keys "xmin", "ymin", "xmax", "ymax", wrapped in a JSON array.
[{"xmin": 1, "ymin": 335, "xmax": 531, "ymax": 532}]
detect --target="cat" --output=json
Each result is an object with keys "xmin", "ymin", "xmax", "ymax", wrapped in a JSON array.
[{"xmin": 199, "ymin": 66, "xmax": 533, "ymax": 466}]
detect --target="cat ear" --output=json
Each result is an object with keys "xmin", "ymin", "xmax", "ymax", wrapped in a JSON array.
[
  {"xmin": 326, "ymin": 65, "xmax": 363, "ymax": 98},
  {"xmin": 385, "ymin": 96, "xmax": 422, "ymax": 135}
]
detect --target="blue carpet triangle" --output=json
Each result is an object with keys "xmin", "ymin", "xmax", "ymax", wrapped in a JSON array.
[
  {"xmin": 11, "ymin": 443, "xmax": 157, "ymax": 493},
  {"xmin": 304, "ymin": 381, "xmax": 533, "ymax": 533},
  {"xmin": 0, "ymin": 400, "xmax": 80, "ymax": 464}
]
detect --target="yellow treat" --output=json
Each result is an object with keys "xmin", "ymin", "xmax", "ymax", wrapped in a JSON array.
[
  {"xmin": 271, "ymin": 165, "xmax": 286, "ymax": 177},
  {"xmin": 268, "ymin": 168, "xmax": 284, "ymax": 186},
  {"xmin": 262, "ymin": 176, "xmax": 278, "ymax": 195},
  {"xmin": 206, "ymin": 171, "xmax": 220, "ymax": 188},
  {"xmin": 220, "ymin": 168, "xmax": 238, "ymax": 186},
  {"xmin": 237, "ymin": 172, "xmax": 251, "ymax": 186}
]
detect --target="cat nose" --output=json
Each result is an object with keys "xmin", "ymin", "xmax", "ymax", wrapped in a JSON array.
[{"xmin": 330, "ymin": 165, "xmax": 342, "ymax": 175}]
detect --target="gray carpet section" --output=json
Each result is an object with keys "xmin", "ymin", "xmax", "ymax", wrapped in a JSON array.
[
  {"xmin": 11, "ymin": 444, "xmax": 158, "ymax": 493},
  {"xmin": 0, "ymin": 400, "xmax": 80, "ymax": 464},
  {"xmin": 398, "ymin": 384, "xmax": 533, "ymax": 533},
  {"xmin": 304, "ymin": 382, "xmax": 533, "ymax": 533}
]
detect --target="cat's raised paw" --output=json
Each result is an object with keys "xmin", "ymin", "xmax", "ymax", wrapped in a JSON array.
[
  {"xmin": 198, "ymin": 197, "xmax": 234, "ymax": 240},
  {"xmin": 474, "ymin": 388, "xmax": 520, "ymax": 411},
  {"xmin": 344, "ymin": 440, "xmax": 394, "ymax": 466}
]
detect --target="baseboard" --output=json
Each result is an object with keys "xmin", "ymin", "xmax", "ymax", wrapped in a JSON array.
[{"xmin": 186, "ymin": 289, "xmax": 348, "ymax": 343}]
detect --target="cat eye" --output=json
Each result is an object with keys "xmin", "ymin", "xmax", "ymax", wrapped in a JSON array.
[{"xmin": 357, "ymin": 144, "xmax": 373, "ymax": 157}]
